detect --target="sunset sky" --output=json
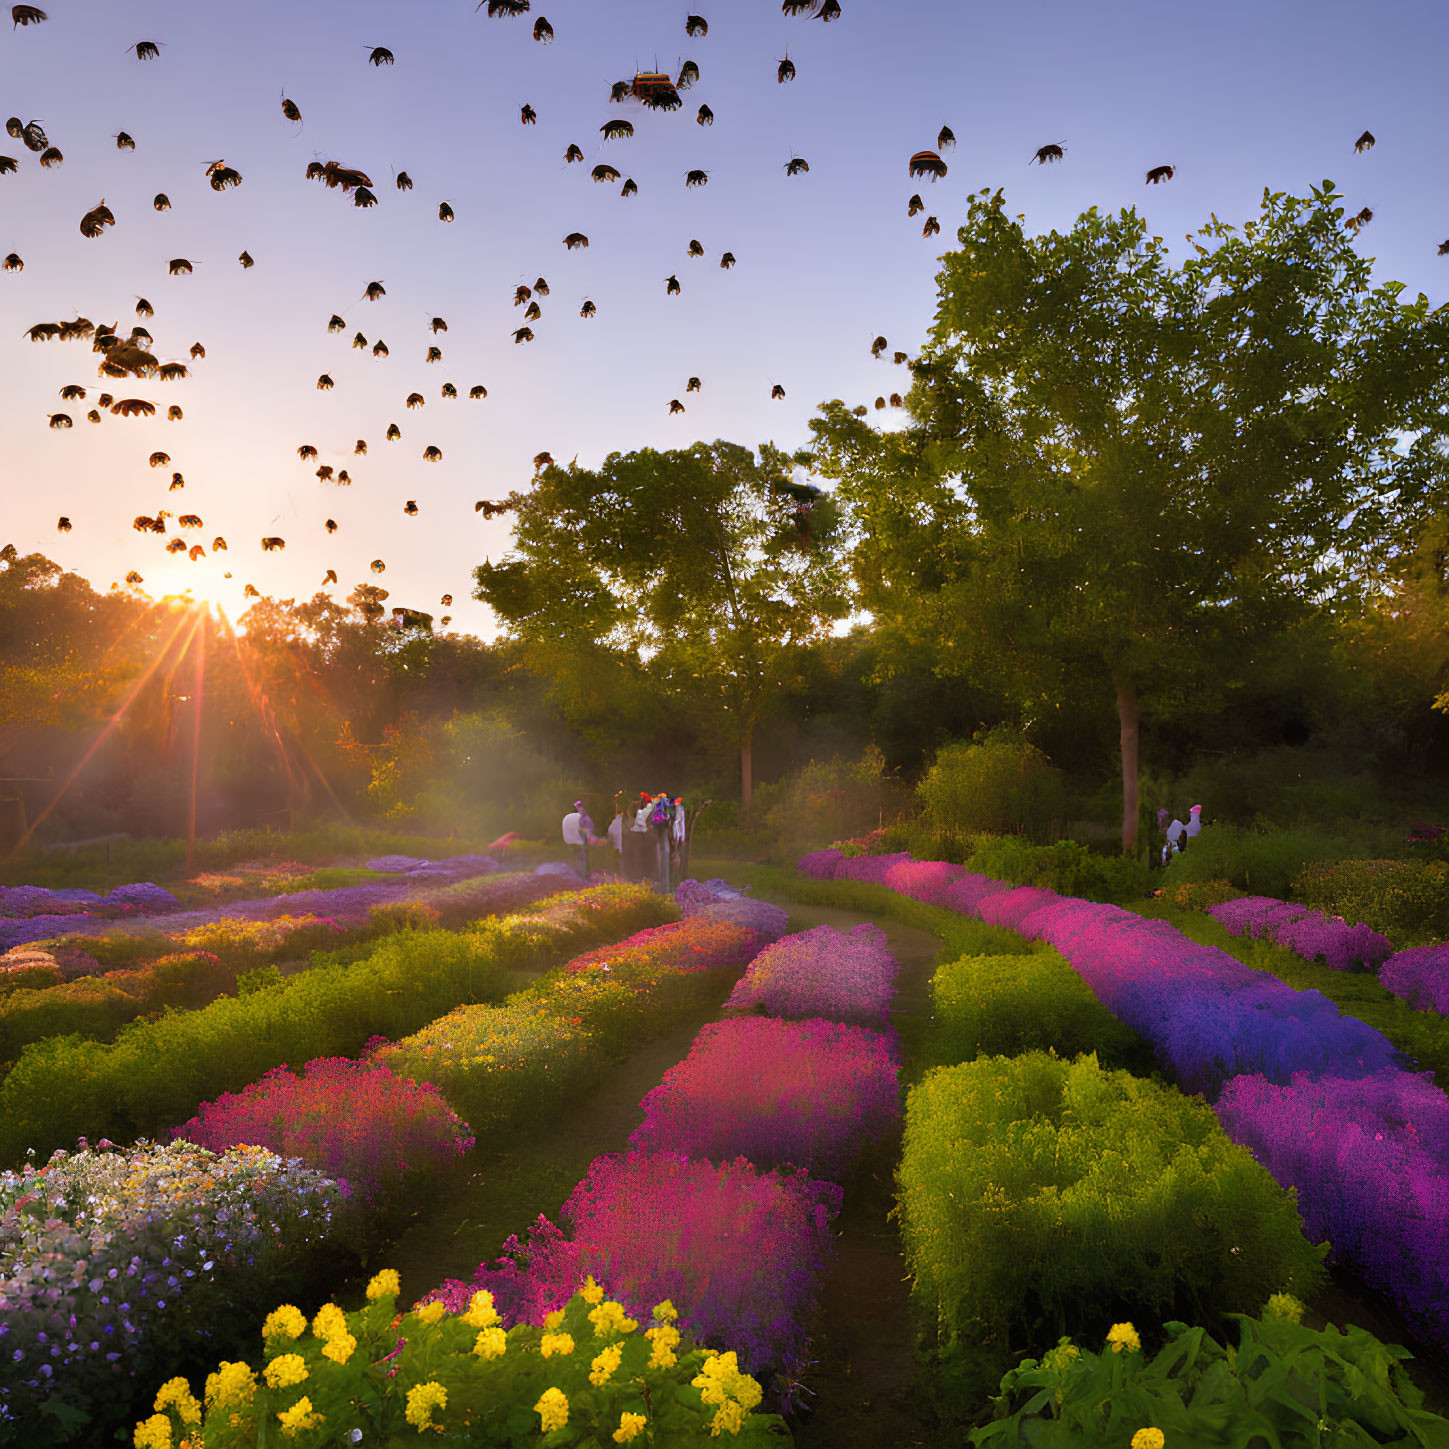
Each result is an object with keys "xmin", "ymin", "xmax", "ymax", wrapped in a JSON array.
[{"xmin": 4, "ymin": 0, "xmax": 1447, "ymax": 636}]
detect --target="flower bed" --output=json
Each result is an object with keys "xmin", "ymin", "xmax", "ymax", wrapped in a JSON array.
[
  {"xmin": 135, "ymin": 1274, "xmax": 785, "ymax": 1447},
  {"xmin": 725, "ymin": 922, "xmax": 898, "ymax": 1024},
  {"xmin": 0, "ymin": 1140, "xmax": 343, "ymax": 1438},
  {"xmin": 173, "ymin": 1056, "xmax": 474, "ymax": 1204},
  {"xmin": 1215, "ymin": 1068, "xmax": 1449, "ymax": 1349},
  {"xmin": 1205, "ymin": 894, "xmax": 1393, "ymax": 973},
  {"xmin": 1378, "ymin": 944, "xmax": 1449, "ymax": 1016},
  {"xmin": 438, "ymin": 1152, "xmax": 841, "ymax": 1376},
  {"xmin": 675, "ymin": 878, "xmax": 790, "ymax": 945},
  {"xmin": 0, "ymin": 884, "xmax": 673, "ymax": 1168},
  {"xmin": 629, "ymin": 1016, "xmax": 901, "ymax": 1176}
]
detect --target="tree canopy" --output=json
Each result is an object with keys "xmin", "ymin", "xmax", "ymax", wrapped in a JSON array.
[
  {"xmin": 810, "ymin": 182, "xmax": 1449, "ymax": 849},
  {"xmin": 474, "ymin": 441, "xmax": 852, "ymax": 809}
]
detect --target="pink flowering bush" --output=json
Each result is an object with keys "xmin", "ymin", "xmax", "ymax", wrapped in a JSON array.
[
  {"xmin": 880, "ymin": 859, "xmax": 967, "ymax": 906},
  {"xmin": 173, "ymin": 1056, "xmax": 473, "ymax": 1203},
  {"xmin": 629, "ymin": 1017, "xmax": 901, "ymax": 1176},
  {"xmin": 1216, "ymin": 1069, "xmax": 1449, "ymax": 1348},
  {"xmin": 726, "ymin": 923, "xmax": 899, "ymax": 1024},
  {"xmin": 976, "ymin": 884, "xmax": 1064, "ymax": 932},
  {"xmin": 437, "ymin": 1151, "xmax": 841, "ymax": 1374},
  {"xmin": 1380, "ymin": 945, "xmax": 1449, "ymax": 1015}
]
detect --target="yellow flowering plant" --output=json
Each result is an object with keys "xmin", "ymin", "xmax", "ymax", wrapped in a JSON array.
[
  {"xmin": 135, "ymin": 1273, "xmax": 790, "ymax": 1446},
  {"xmin": 969, "ymin": 1302, "xmax": 1449, "ymax": 1447}
]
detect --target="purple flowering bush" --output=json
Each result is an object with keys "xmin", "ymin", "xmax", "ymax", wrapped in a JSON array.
[
  {"xmin": 629, "ymin": 1017, "xmax": 901, "ymax": 1176},
  {"xmin": 726, "ymin": 923, "xmax": 899, "ymax": 1025},
  {"xmin": 0, "ymin": 1139, "xmax": 343, "ymax": 1436},
  {"xmin": 675, "ymin": 878, "xmax": 790, "ymax": 945},
  {"xmin": 173, "ymin": 1056, "xmax": 474, "ymax": 1203},
  {"xmin": 1216, "ymin": 1069, "xmax": 1449, "ymax": 1348},
  {"xmin": 1380, "ymin": 945, "xmax": 1449, "ymax": 1015},
  {"xmin": 1206, "ymin": 895, "xmax": 1393, "ymax": 973},
  {"xmin": 436, "ymin": 1151, "xmax": 841, "ymax": 1374}
]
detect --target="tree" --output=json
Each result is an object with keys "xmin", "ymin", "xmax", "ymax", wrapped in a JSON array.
[
  {"xmin": 474, "ymin": 441, "xmax": 852, "ymax": 811},
  {"xmin": 810, "ymin": 183, "xmax": 1449, "ymax": 850}
]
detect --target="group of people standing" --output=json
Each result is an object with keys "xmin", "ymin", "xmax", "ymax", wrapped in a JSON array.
[{"xmin": 560, "ymin": 791, "xmax": 690, "ymax": 890}]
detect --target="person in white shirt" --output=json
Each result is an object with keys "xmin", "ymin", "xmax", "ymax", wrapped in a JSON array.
[
  {"xmin": 561, "ymin": 800, "xmax": 591, "ymax": 877},
  {"xmin": 607, "ymin": 808, "xmax": 624, "ymax": 861},
  {"xmin": 1185, "ymin": 804, "xmax": 1203, "ymax": 842}
]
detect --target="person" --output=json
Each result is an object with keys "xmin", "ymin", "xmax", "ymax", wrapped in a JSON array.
[
  {"xmin": 561, "ymin": 799, "xmax": 593, "ymax": 878},
  {"xmin": 671, "ymin": 795, "xmax": 688, "ymax": 873},
  {"xmin": 1185, "ymin": 804, "xmax": 1203, "ymax": 843},
  {"xmin": 1162, "ymin": 813, "xmax": 1187, "ymax": 865},
  {"xmin": 648, "ymin": 791, "xmax": 675, "ymax": 890},
  {"xmin": 607, "ymin": 805, "xmax": 624, "ymax": 862}
]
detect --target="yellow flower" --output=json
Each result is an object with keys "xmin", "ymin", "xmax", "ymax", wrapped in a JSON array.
[
  {"xmin": 366, "ymin": 1269, "xmax": 401, "ymax": 1300},
  {"xmin": 652, "ymin": 1299, "xmax": 678, "ymax": 1323},
  {"xmin": 311, "ymin": 1303, "xmax": 347, "ymax": 1341},
  {"xmin": 134, "ymin": 1415, "xmax": 172, "ymax": 1449},
  {"xmin": 1131, "ymin": 1431, "xmax": 1165, "ymax": 1449},
  {"xmin": 204, "ymin": 1362, "xmax": 256, "ymax": 1411},
  {"xmin": 321, "ymin": 1331, "xmax": 356, "ymax": 1365},
  {"xmin": 710, "ymin": 1398, "xmax": 747, "ymax": 1437},
  {"xmin": 1041, "ymin": 1339, "xmax": 1080, "ymax": 1373},
  {"xmin": 535, "ymin": 1387, "xmax": 569, "ymax": 1434},
  {"xmin": 646, "ymin": 1322, "xmax": 680, "ymax": 1370},
  {"xmin": 1106, "ymin": 1323, "xmax": 1141, "ymax": 1355},
  {"xmin": 262, "ymin": 1305, "xmax": 307, "ymax": 1341},
  {"xmin": 589, "ymin": 1300, "xmax": 639, "ymax": 1339},
  {"xmin": 153, "ymin": 1378, "xmax": 202, "ymax": 1427},
  {"xmin": 413, "ymin": 1300, "xmax": 446, "ymax": 1326},
  {"xmin": 581, "ymin": 1275, "xmax": 605, "ymax": 1306},
  {"xmin": 405, "ymin": 1381, "xmax": 448, "ymax": 1431},
  {"xmin": 589, "ymin": 1343, "xmax": 624, "ymax": 1386},
  {"xmin": 263, "ymin": 1354, "xmax": 309, "ymax": 1390},
  {"xmin": 541, "ymin": 1331, "xmax": 575, "ymax": 1358},
  {"xmin": 544, "ymin": 1309, "xmax": 566, "ymax": 1331},
  {"xmin": 276, "ymin": 1396, "xmax": 324, "ymax": 1438},
  {"xmin": 614, "ymin": 1411, "xmax": 648, "ymax": 1444},
  {"xmin": 473, "ymin": 1326, "xmax": 508, "ymax": 1360},
  {"xmin": 1264, "ymin": 1293, "xmax": 1304, "ymax": 1325},
  {"xmin": 462, "ymin": 1290, "xmax": 499, "ymax": 1328}
]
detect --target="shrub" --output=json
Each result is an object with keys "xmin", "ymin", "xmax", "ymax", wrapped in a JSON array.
[
  {"xmin": 967, "ymin": 835, "xmax": 1152, "ymax": 905},
  {"xmin": 726, "ymin": 923, "xmax": 899, "ymax": 1025},
  {"xmin": 1216, "ymin": 1068, "xmax": 1449, "ymax": 1349},
  {"xmin": 898, "ymin": 1054, "xmax": 1325, "ymax": 1359},
  {"xmin": 929, "ymin": 949, "xmax": 1150, "ymax": 1071},
  {"xmin": 1380, "ymin": 945, "xmax": 1449, "ymax": 1015},
  {"xmin": 762, "ymin": 747, "xmax": 910, "ymax": 851},
  {"xmin": 629, "ymin": 1017, "xmax": 901, "ymax": 1177},
  {"xmin": 0, "ymin": 1140, "xmax": 344, "ymax": 1442},
  {"xmin": 1206, "ymin": 895, "xmax": 1394, "ymax": 972},
  {"xmin": 173, "ymin": 1056, "xmax": 474, "ymax": 1203},
  {"xmin": 137, "ymin": 1277, "xmax": 787, "ymax": 1448},
  {"xmin": 446, "ymin": 1151, "xmax": 841, "ymax": 1376},
  {"xmin": 1164, "ymin": 876, "xmax": 1239, "ymax": 910},
  {"xmin": 1294, "ymin": 858, "xmax": 1449, "ymax": 946},
  {"xmin": 1160, "ymin": 824, "xmax": 1341, "ymax": 900},
  {"xmin": 917, "ymin": 730, "xmax": 1066, "ymax": 841},
  {"xmin": 971, "ymin": 1304, "xmax": 1448, "ymax": 1448},
  {"xmin": 0, "ymin": 885, "xmax": 673, "ymax": 1167}
]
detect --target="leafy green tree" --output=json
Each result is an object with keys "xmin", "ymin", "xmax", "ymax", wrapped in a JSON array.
[
  {"xmin": 811, "ymin": 183, "xmax": 1449, "ymax": 850},
  {"xmin": 474, "ymin": 441, "xmax": 852, "ymax": 811}
]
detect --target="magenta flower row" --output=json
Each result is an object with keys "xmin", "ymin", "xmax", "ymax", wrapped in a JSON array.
[
  {"xmin": 800, "ymin": 846, "xmax": 1449, "ymax": 1348},
  {"xmin": 629, "ymin": 1016, "xmax": 901, "ymax": 1177},
  {"xmin": 726, "ymin": 922, "xmax": 899, "ymax": 1024},
  {"xmin": 1206, "ymin": 895, "xmax": 1393, "ymax": 973},
  {"xmin": 172, "ymin": 1056, "xmax": 474, "ymax": 1204}
]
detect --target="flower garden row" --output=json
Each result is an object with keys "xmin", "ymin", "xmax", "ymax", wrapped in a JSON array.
[
  {"xmin": 2, "ymin": 881, "xmax": 790, "ymax": 1442},
  {"xmin": 1204, "ymin": 893, "xmax": 1449, "ymax": 1015},
  {"xmin": 800, "ymin": 848, "xmax": 1449, "ymax": 1358}
]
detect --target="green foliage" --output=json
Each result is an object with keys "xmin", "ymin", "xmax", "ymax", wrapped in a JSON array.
[
  {"xmin": 929, "ymin": 948, "xmax": 1152, "ymax": 1073},
  {"xmin": 763, "ymin": 747, "xmax": 911, "ymax": 852},
  {"xmin": 0, "ymin": 885, "xmax": 674, "ymax": 1166},
  {"xmin": 918, "ymin": 731, "xmax": 1066, "ymax": 841},
  {"xmin": 1161, "ymin": 824, "xmax": 1357, "ymax": 900},
  {"xmin": 898, "ymin": 1054, "xmax": 1325, "ymax": 1366},
  {"xmin": 972, "ymin": 1304, "xmax": 1448, "ymax": 1448},
  {"xmin": 235, "ymin": 964, "xmax": 283, "ymax": 997},
  {"xmin": 968, "ymin": 835, "xmax": 1153, "ymax": 905},
  {"xmin": 1294, "ymin": 858, "xmax": 1449, "ymax": 946},
  {"xmin": 1131, "ymin": 900, "xmax": 1449, "ymax": 1088}
]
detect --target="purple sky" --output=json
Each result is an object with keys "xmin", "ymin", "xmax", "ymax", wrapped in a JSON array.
[{"xmin": 4, "ymin": 0, "xmax": 1447, "ymax": 636}]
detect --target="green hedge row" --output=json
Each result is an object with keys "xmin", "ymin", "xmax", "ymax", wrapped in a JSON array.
[{"xmin": 0, "ymin": 884, "xmax": 674, "ymax": 1167}]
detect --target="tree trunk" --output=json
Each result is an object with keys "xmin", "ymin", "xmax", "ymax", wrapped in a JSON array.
[
  {"xmin": 1115, "ymin": 673, "xmax": 1140, "ymax": 855},
  {"xmin": 740, "ymin": 732, "xmax": 753, "ymax": 817}
]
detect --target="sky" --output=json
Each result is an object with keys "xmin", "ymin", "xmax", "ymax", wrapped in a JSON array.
[{"xmin": 4, "ymin": 0, "xmax": 1448, "ymax": 638}]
